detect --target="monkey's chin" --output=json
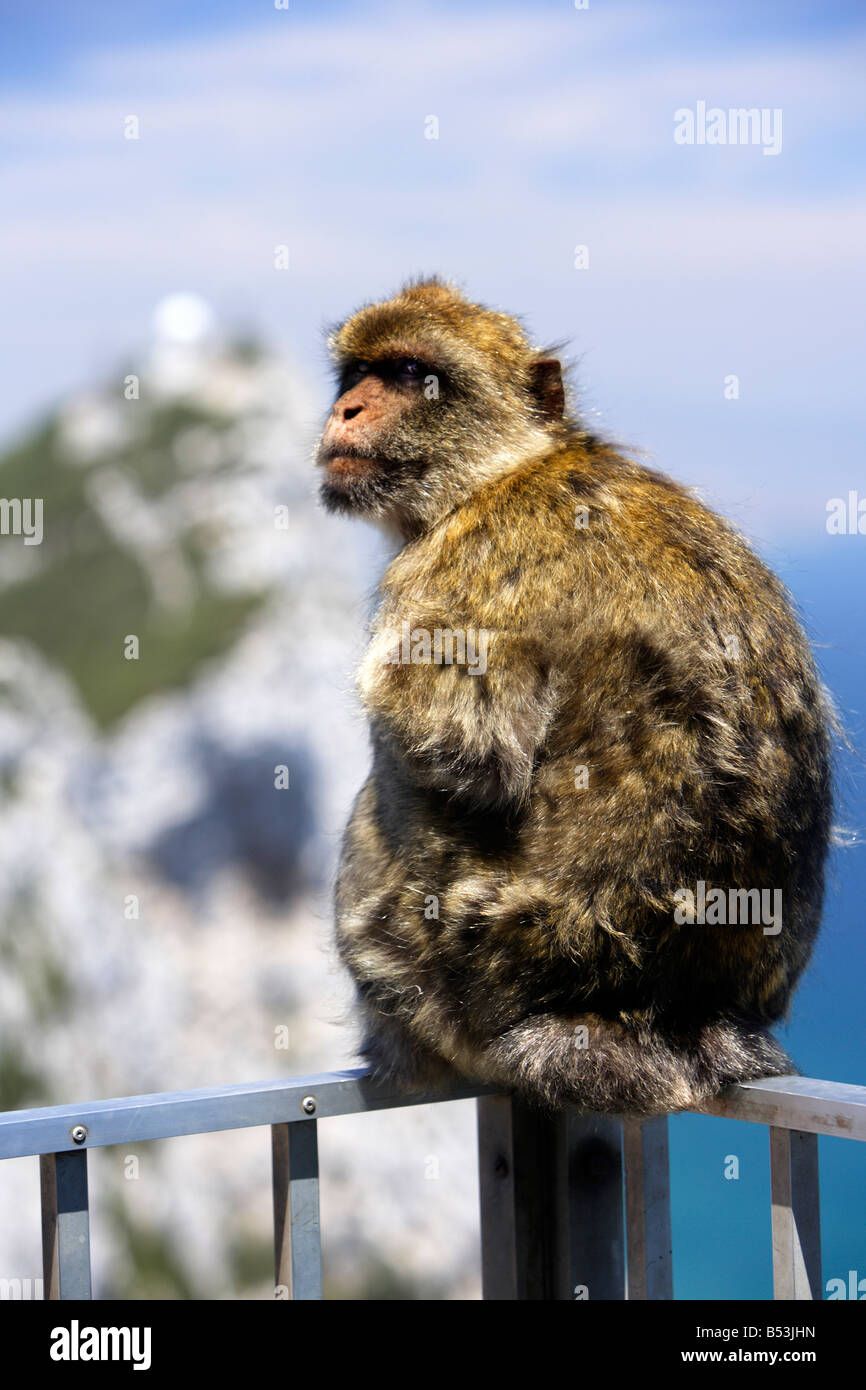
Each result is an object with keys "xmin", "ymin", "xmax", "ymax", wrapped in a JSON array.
[
  {"xmin": 318, "ymin": 452, "xmax": 407, "ymax": 517},
  {"xmin": 319, "ymin": 466, "xmax": 385, "ymax": 516},
  {"xmin": 318, "ymin": 453, "xmax": 424, "ymax": 524}
]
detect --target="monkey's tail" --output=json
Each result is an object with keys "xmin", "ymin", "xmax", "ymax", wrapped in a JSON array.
[{"xmin": 479, "ymin": 1011, "xmax": 794, "ymax": 1117}]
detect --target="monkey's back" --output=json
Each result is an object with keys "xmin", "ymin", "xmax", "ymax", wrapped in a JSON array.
[{"xmin": 336, "ymin": 437, "xmax": 832, "ymax": 1107}]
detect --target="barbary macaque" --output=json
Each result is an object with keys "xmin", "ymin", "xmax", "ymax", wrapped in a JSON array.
[{"xmin": 316, "ymin": 277, "xmax": 832, "ymax": 1115}]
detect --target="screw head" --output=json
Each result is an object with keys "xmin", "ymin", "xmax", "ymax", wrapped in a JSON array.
[
  {"xmin": 301, "ymin": 1096, "xmax": 317, "ymax": 1115},
  {"xmin": 70, "ymin": 1125, "xmax": 88, "ymax": 1145}
]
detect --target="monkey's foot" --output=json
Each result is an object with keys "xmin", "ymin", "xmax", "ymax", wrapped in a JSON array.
[{"xmin": 360, "ymin": 1016, "xmax": 463, "ymax": 1094}]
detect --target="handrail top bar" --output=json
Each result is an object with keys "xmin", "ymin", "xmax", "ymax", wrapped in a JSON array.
[
  {"xmin": 696, "ymin": 1074, "xmax": 866, "ymax": 1139},
  {"xmin": 0, "ymin": 1070, "xmax": 501, "ymax": 1160},
  {"xmin": 0, "ymin": 1071, "xmax": 863, "ymax": 1161}
]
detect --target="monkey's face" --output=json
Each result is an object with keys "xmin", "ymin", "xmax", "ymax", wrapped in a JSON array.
[
  {"xmin": 316, "ymin": 280, "xmax": 567, "ymax": 535},
  {"xmin": 317, "ymin": 354, "xmax": 435, "ymax": 525}
]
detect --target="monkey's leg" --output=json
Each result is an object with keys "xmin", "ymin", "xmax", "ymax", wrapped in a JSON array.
[{"xmin": 479, "ymin": 1011, "xmax": 795, "ymax": 1117}]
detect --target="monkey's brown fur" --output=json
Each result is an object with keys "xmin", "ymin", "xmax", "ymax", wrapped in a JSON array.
[{"xmin": 317, "ymin": 278, "xmax": 833, "ymax": 1116}]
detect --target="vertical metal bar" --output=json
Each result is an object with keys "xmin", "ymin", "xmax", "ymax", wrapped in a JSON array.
[
  {"xmin": 40, "ymin": 1151, "xmax": 92, "ymax": 1300},
  {"xmin": 477, "ymin": 1096, "xmax": 519, "ymax": 1298},
  {"xmin": 623, "ymin": 1116, "xmax": 673, "ymax": 1300},
  {"xmin": 770, "ymin": 1126, "xmax": 821, "ymax": 1300},
  {"xmin": 477, "ymin": 1096, "xmax": 625, "ymax": 1300},
  {"xmin": 555, "ymin": 1112, "xmax": 625, "ymax": 1301},
  {"xmin": 272, "ymin": 1121, "xmax": 322, "ymax": 1299},
  {"xmin": 477, "ymin": 1095, "xmax": 557, "ymax": 1298}
]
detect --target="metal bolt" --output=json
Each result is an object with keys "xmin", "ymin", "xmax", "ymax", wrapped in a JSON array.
[
  {"xmin": 301, "ymin": 1096, "xmax": 317, "ymax": 1115},
  {"xmin": 70, "ymin": 1125, "xmax": 88, "ymax": 1145}
]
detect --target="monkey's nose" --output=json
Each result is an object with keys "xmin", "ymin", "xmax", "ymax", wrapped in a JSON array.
[{"xmin": 342, "ymin": 405, "xmax": 363, "ymax": 421}]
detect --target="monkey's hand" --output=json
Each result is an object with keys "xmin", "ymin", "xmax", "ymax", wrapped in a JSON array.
[{"xmin": 358, "ymin": 612, "xmax": 558, "ymax": 810}]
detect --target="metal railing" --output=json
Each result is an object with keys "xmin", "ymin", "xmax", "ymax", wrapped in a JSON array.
[{"xmin": 0, "ymin": 1070, "xmax": 863, "ymax": 1299}]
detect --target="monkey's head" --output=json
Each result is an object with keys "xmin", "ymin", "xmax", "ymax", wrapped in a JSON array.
[{"xmin": 316, "ymin": 278, "xmax": 567, "ymax": 536}]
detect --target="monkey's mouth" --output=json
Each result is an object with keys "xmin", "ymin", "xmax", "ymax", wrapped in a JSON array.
[
  {"xmin": 318, "ymin": 445, "xmax": 382, "ymax": 475},
  {"xmin": 326, "ymin": 454, "xmax": 379, "ymax": 476}
]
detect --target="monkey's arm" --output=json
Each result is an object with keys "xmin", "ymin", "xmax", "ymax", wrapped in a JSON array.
[{"xmin": 357, "ymin": 608, "xmax": 558, "ymax": 810}]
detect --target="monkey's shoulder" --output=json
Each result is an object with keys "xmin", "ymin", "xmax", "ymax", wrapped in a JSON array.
[
  {"xmin": 377, "ymin": 440, "xmax": 811, "ymax": 682},
  {"xmin": 388, "ymin": 440, "xmax": 754, "ymax": 592},
  {"xmin": 516, "ymin": 443, "xmax": 800, "ymax": 619}
]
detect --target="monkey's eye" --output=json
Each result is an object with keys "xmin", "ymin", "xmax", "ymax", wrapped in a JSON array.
[
  {"xmin": 340, "ymin": 360, "xmax": 372, "ymax": 391},
  {"xmin": 397, "ymin": 358, "xmax": 424, "ymax": 380}
]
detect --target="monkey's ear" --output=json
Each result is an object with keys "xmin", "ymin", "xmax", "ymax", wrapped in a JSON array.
[{"xmin": 528, "ymin": 356, "xmax": 565, "ymax": 421}]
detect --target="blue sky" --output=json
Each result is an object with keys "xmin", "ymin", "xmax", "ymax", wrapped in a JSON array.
[
  {"xmin": 0, "ymin": 0, "xmax": 863, "ymax": 79},
  {"xmin": 1, "ymin": 0, "xmax": 864, "ymax": 545}
]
